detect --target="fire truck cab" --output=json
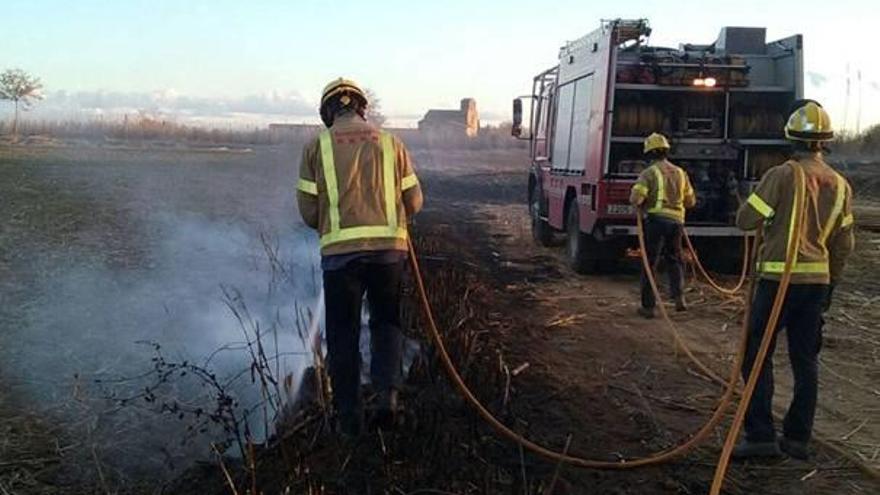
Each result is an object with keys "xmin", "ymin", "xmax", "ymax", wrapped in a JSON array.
[{"xmin": 512, "ymin": 19, "xmax": 803, "ymax": 273}]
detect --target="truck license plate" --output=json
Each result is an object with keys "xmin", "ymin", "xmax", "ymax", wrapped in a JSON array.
[{"xmin": 607, "ymin": 204, "xmax": 635, "ymax": 215}]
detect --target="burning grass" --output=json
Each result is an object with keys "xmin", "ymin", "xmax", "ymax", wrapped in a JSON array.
[{"xmin": 157, "ymin": 233, "xmax": 557, "ymax": 495}]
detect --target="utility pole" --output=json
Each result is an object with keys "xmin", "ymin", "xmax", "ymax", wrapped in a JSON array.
[
  {"xmin": 855, "ymin": 69, "xmax": 862, "ymax": 135},
  {"xmin": 842, "ymin": 63, "xmax": 850, "ymax": 134}
]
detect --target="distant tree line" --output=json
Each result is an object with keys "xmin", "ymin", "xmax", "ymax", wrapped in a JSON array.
[
  {"xmin": 837, "ymin": 124, "xmax": 880, "ymax": 155},
  {"xmin": 0, "ymin": 115, "xmax": 282, "ymax": 146},
  {"xmin": 0, "ymin": 112, "xmax": 528, "ymax": 149}
]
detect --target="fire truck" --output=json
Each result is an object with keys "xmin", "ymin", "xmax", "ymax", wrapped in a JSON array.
[{"xmin": 512, "ymin": 19, "xmax": 803, "ymax": 273}]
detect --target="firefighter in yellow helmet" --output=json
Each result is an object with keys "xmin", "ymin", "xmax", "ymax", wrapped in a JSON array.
[
  {"xmin": 630, "ymin": 133, "xmax": 697, "ymax": 319},
  {"xmin": 296, "ymin": 78, "xmax": 423, "ymax": 438},
  {"xmin": 733, "ymin": 100, "xmax": 854, "ymax": 460}
]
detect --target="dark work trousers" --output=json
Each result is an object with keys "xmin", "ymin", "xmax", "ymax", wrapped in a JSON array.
[
  {"xmin": 640, "ymin": 215, "xmax": 685, "ymax": 309},
  {"xmin": 742, "ymin": 279, "xmax": 826, "ymax": 443},
  {"xmin": 323, "ymin": 259, "xmax": 405, "ymax": 419}
]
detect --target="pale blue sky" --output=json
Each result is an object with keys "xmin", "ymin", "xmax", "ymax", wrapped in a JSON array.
[{"xmin": 3, "ymin": 0, "xmax": 878, "ymax": 129}]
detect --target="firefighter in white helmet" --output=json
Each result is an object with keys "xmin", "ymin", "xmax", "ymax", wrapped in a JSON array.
[
  {"xmin": 630, "ymin": 133, "xmax": 697, "ymax": 319},
  {"xmin": 733, "ymin": 100, "xmax": 854, "ymax": 460},
  {"xmin": 296, "ymin": 78, "xmax": 423, "ymax": 438}
]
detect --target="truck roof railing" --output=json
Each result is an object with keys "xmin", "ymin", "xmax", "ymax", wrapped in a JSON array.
[
  {"xmin": 561, "ymin": 19, "xmax": 650, "ymax": 56},
  {"xmin": 603, "ymin": 18, "xmax": 651, "ymax": 44}
]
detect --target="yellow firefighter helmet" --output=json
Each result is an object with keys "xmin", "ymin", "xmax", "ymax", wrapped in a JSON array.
[
  {"xmin": 643, "ymin": 132, "xmax": 671, "ymax": 154},
  {"xmin": 320, "ymin": 78, "xmax": 368, "ymax": 127},
  {"xmin": 785, "ymin": 101, "xmax": 833, "ymax": 142},
  {"xmin": 321, "ymin": 78, "xmax": 367, "ymax": 106}
]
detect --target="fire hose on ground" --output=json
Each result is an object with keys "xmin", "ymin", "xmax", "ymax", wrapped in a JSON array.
[
  {"xmin": 403, "ymin": 164, "xmax": 875, "ymax": 492},
  {"xmin": 683, "ymin": 227, "xmax": 749, "ymax": 296},
  {"xmin": 405, "ymin": 210, "xmax": 756, "ymax": 471}
]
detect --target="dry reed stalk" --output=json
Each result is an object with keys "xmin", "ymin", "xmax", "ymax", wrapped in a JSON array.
[
  {"xmin": 841, "ymin": 419, "xmax": 871, "ymax": 441},
  {"xmin": 212, "ymin": 443, "xmax": 240, "ymax": 495},
  {"xmin": 91, "ymin": 445, "xmax": 111, "ymax": 495}
]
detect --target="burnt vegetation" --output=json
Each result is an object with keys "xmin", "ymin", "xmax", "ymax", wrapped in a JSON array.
[{"xmin": 101, "ymin": 233, "xmax": 557, "ymax": 494}]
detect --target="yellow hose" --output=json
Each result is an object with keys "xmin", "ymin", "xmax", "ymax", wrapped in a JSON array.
[
  {"xmin": 636, "ymin": 215, "xmax": 726, "ymax": 384},
  {"xmin": 405, "ymin": 170, "xmax": 875, "ymax": 491},
  {"xmin": 406, "ymin": 227, "xmax": 749, "ymax": 468},
  {"xmin": 708, "ymin": 167, "xmax": 805, "ymax": 494},
  {"xmin": 683, "ymin": 229, "xmax": 749, "ymax": 296}
]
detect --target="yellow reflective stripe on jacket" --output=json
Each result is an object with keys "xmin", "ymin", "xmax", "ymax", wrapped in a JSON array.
[
  {"xmin": 651, "ymin": 165, "xmax": 664, "ymax": 211},
  {"xmin": 381, "ymin": 132, "xmax": 397, "ymax": 230},
  {"xmin": 320, "ymin": 226, "xmax": 408, "ymax": 247},
  {"xmin": 297, "ymin": 178, "xmax": 318, "ymax": 195},
  {"xmin": 820, "ymin": 174, "xmax": 846, "ymax": 244},
  {"xmin": 402, "ymin": 174, "xmax": 419, "ymax": 190},
  {"xmin": 788, "ymin": 166, "xmax": 805, "ymax": 263},
  {"xmin": 841, "ymin": 213, "xmax": 854, "ymax": 228},
  {"xmin": 759, "ymin": 166, "xmax": 821, "ymax": 275},
  {"xmin": 646, "ymin": 164, "xmax": 684, "ymax": 222},
  {"xmin": 758, "ymin": 261, "xmax": 829, "ymax": 273},
  {"xmin": 631, "ymin": 183, "xmax": 648, "ymax": 197},
  {"xmin": 318, "ymin": 130, "xmax": 403, "ymax": 248},
  {"xmin": 746, "ymin": 193, "xmax": 774, "ymax": 218},
  {"xmin": 319, "ymin": 131, "xmax": 340, "ymax": 233},
  {"xmin": 678, "ymin": 168, "xmax": 686, "ymax": 198}
]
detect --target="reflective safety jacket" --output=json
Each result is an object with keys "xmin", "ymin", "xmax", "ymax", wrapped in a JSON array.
[
  {"xmin": 736, "ymin": 152, "xmax": 854, "ymax": 285},
  {"xmin": 630, "ymin": 159, "xmax": 696, "ymax": 223},
  {"xmin": 296, "ymin": 113, "xmax": 423, "ymax": 256}
]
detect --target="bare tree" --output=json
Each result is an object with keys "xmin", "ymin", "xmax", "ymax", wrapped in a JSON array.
[
  {"xmin": 364, "ymin": 88, "xmax": 387, "ymax": 128},
  {"xmin": 0, "ymin": 68, "xmax": 44, "ymax": 137}
]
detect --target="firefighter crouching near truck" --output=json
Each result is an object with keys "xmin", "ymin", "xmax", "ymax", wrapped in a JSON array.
[
  {"xmin": 296, "ymin": 78, "xmax": 424, "ymax": 438},
  {"xmin": 630, "ymin": 133, "xmax": 697, "ymax": 319},
  {"xmin": 733, "ymin": 100, "xmax": 855, "ymax": 460}
]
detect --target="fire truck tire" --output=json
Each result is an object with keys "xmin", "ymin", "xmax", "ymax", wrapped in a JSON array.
[
  {"xmin": 530, "ymin": 184, "xmax": 555, "ymax": 247},
  {"xmin": 566, "ymin": 204, "xmax": 599, "ymax": 274}
]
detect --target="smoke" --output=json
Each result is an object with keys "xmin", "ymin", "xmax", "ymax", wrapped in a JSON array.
[
  {"xmin": 0, "ymin": 144, "xmax": 425, "ymax": 486},
  {"xmin": 8, "ymin": 211, "xmax": 321, "ymax": 478},
  {"xmin": 0, "ymin": 143, "xmax": 326, "ymax": 480}
]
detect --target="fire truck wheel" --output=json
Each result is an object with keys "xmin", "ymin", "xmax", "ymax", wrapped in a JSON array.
[
  {"xmin": 530, "ymin": 186, "xmax": 554, "ymax": 247},
  {"xmin": 566, "ymin": 204, "xmax": 599, "ymax": 274}
]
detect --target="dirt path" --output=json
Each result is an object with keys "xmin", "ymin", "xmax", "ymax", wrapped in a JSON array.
[{"xmin": 414, "ymin": 147, "xmax": 880, "ymax": 494}]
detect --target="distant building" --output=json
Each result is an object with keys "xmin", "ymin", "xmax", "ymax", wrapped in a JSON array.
[{"xmin": 418, "ymin": 98, "xmax": 479, "ymax": 138}]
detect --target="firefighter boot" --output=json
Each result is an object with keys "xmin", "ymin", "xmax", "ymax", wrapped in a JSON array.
[
  {"xmin": 336, "ymin": 409, "xmax": 363, "ymax": 441},
  {"xmin": 370, "ymin": 388, "xmax": 399, "ymax": 430},
  {"xmin": 779, "ymin": 437, "xmax": 810, "ymax": 460},
  {"xmin": 637, "ymin": 306, "xmax": 655, "ymax": 319},
  {"xmin": 675, "ymin": 296, "xmax": 688, "ymax": 312},
  {"xmin": 732, "ymin": 439, "xmax": 782, "ymax": 460}
]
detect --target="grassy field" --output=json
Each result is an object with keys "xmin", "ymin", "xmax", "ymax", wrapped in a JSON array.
[
  {"xmin": 0, "ymin": 144, "xmax": 322, "ymax": 493},
  {"xmin": 1, "ymin": 142, "xmax": 878, "ymax": 494}
]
